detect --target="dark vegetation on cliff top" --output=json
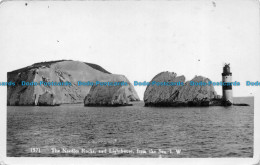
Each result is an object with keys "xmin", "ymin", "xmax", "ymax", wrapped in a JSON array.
[{"xmin": 8, "ymin": 60, "xmax": 111, "ymax": 75}]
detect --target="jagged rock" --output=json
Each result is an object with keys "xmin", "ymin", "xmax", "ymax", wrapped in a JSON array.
[
  {"xmin": 37, "ymin": 91, "xmax": 57, "ymax": 106},
  {"xmin": 84, "ymin": 85, "xmax": 133, "ymax": 106},
  {"xmin": 144, "ymin": 71, "xmax": 220, "ymax": 107},
  {"xmin": 7, "ymin": 60, "xmax": 140, "ymax": 106}
]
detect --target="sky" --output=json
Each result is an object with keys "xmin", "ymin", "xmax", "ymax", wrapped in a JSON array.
[{"xmin": 0, "ymin": 0, "xmax": 259, "ymax": 99}]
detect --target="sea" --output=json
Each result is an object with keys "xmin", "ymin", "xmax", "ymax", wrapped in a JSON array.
[{"xmin": 7, "ymin": 97, "xmax": 254, "ymax": 158}]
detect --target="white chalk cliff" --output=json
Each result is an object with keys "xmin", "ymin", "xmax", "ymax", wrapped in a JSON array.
[
  {"xmin": 7, "ymin": 60, "xmax": 140, "ymax": 106},
  {"xmin": 144, "ymin": 71, "xmax": 220, "ymax": 106}
]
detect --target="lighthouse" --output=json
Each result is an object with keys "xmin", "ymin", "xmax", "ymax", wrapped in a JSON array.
[{"xmin": 222, "ymin": 63, "xmax": 233, "ymax": 105}]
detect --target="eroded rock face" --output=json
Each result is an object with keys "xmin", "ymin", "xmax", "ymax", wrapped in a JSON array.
[
  {"xmin": 144, "ymin": 71, "xmax": 219, "ymax": 106},
  {"xmin": 7, "ymin": 60, "xmax": 140, "ymax": 106},
  {"xmin": 84, "ymin": 85, "xmax": 133, "ymax": 106},
  {"xmin": 37, "ymin": 92, "xmax": 56, "ymax": 106},
  {"xmin": 84, "ymin": 74, "xmax": 140, "ymax": 106}
]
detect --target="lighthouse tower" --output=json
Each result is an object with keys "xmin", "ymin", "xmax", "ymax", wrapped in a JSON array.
[{"xmin": 222, "ymin": 63, "xmax": 233, "ymax": 105}]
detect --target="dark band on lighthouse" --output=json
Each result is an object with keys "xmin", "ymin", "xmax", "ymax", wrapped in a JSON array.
[{"xmin": 222, "ymin": 63, "xmax": 233, "ymax": 105}]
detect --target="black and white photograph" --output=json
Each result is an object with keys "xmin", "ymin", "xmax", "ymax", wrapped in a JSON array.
[{"xmin": 0, "ymin": 0, "xmax": 259, "ymax": 164}]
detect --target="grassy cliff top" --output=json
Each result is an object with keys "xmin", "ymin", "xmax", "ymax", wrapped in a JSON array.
[{"xmin": 8, "ymin": 60, "xmax": 111, "ymax": 75}]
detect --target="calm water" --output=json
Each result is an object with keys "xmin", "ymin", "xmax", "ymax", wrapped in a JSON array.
[{"xmin": 7, "ymin": 97, "xmax": 254, "ymax": 157}]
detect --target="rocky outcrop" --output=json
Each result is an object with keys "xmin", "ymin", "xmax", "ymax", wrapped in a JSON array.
[
  {"xmin": 144, "ymin": 71, "xmax": 222, "ymax": 107},
  {"xmin": 84, "ymin": 72, "xmax": 139, "ymax": 106},
  {"xmin": 37, "ymin": 92, "xmax": 56, "ymax": 106},
  {"xmin": 84, "ymin": 84, "xmax": 133, "ymax": 106},
  {"xmin": 7, "ymin": 60, "xmax": 140, "ymax": 106},
  {"xmin": 84, "ymin": 73, "xmax": 140, "ymax": 106}
]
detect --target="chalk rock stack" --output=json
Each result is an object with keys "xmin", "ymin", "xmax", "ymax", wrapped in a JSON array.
[
  {"xmin": 84, "ymin": 74, "xmax": 139, "ymax": 106},
  {"xmin": 144, "ymin": 71, "xmax": 219, "ymax": 106},
  {"xmin": 84, "ymin": 85, "xmax": 134, "ymax": 106}
]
